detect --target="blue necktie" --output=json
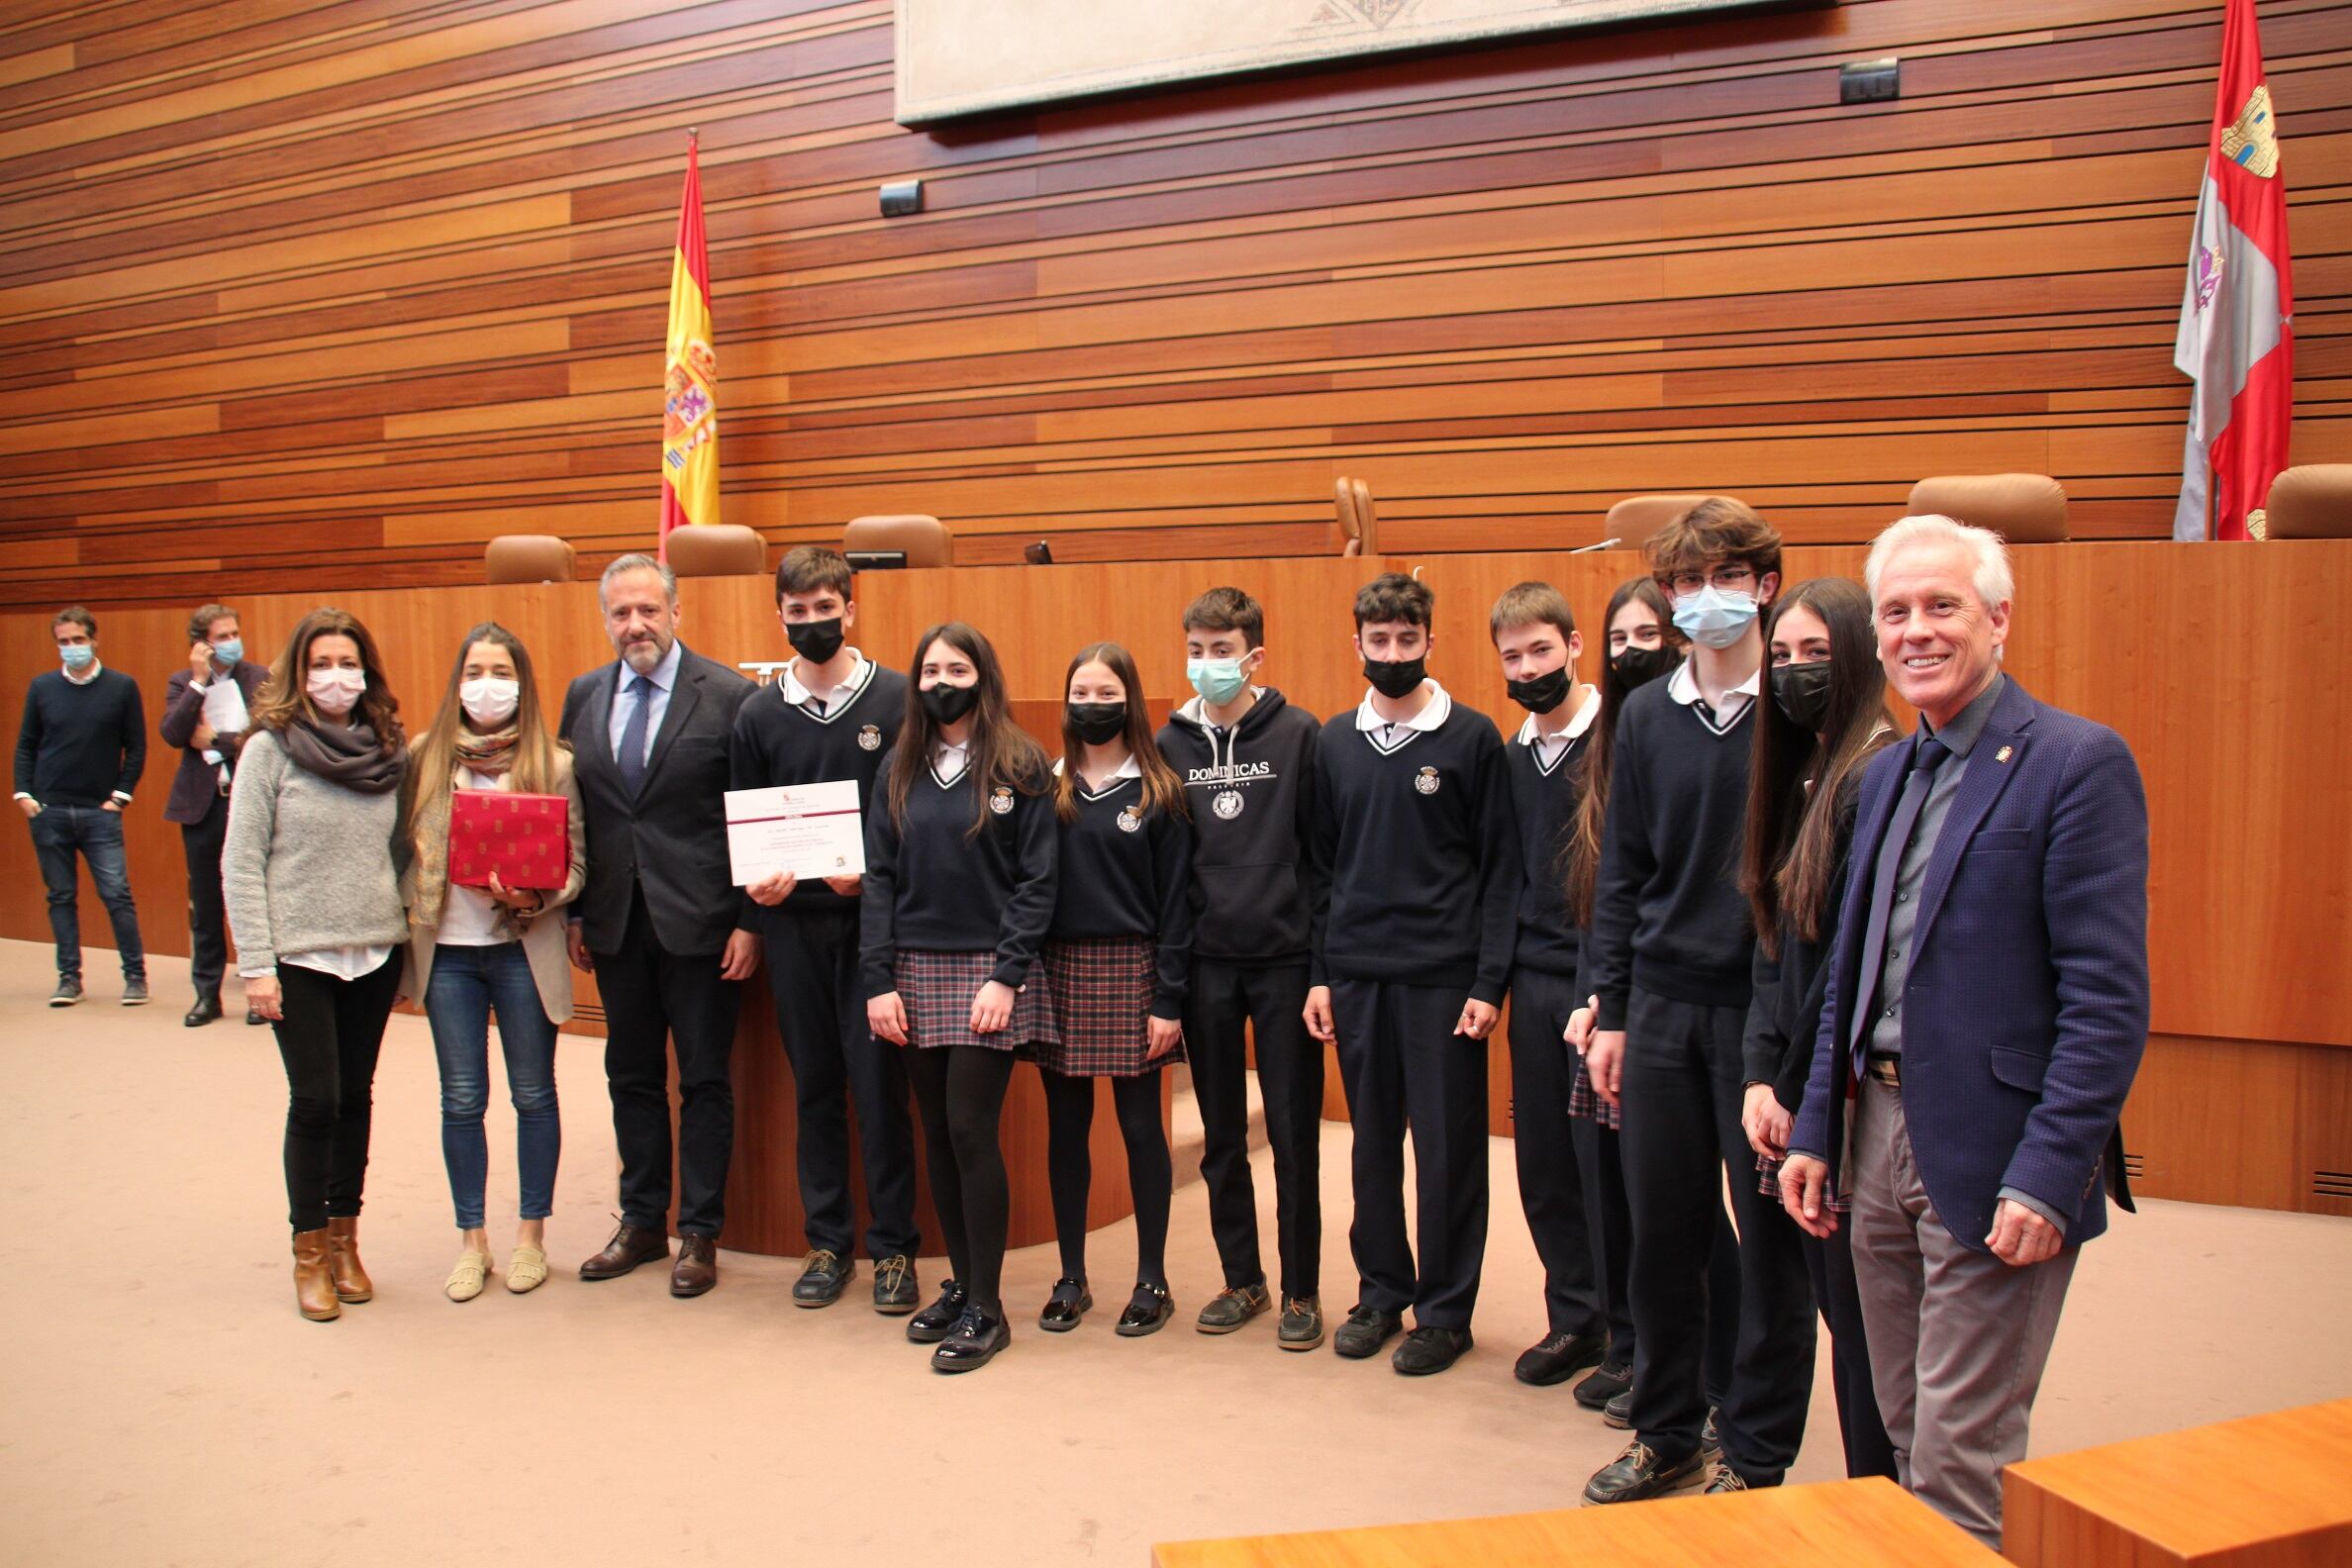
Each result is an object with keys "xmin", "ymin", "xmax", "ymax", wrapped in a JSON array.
[
  {"xmin": 618, "ymin": 674, "xmax": 653, "ymax": 797},
  {"xmin": 1847, "ymin": 735, "xmax": 1952, "ymax": 1070}
]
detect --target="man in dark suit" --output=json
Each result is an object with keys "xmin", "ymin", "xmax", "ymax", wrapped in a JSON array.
[
  {"xmin": 1781, "ymin": 514, "xmax": 2147, "ymax": 1550},
  {"xmin": 157, "ymin": 603, "xmax": 270, "ymax": 1027},
  {"xmin": 560, "ymin": 553, "xmax": 760, "ymax": 1297}
]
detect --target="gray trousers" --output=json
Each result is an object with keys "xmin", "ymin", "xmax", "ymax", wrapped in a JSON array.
[{"xmin": 1850, "ymin": 1077, "xmax": 2078, "ymax": 1549}]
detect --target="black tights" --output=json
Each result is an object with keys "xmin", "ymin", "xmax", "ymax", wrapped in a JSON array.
[
  {"xmin": 1042, "ymin": 1068, "xmax": 1171, "ymax": 1288},
  {"xmin": 904, "ymin": 1045, "xmax": 1016, "ymax": 1318}
]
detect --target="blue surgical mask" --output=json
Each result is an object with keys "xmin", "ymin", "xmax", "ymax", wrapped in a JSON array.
[
  {"xmin": 1186, "ymin": 656, "xmax": 1250, "ymax": 707},
  {"xmin": 59, "ymin": 643, "xmax": 95, "ymax": 672},
  {"xmin": 212, "ymin": 638, "xmax": 244, "ymax": 665},
  {"xmin": 1671, "ymin": 586, "xmax": 1760, "ymax": 649}
]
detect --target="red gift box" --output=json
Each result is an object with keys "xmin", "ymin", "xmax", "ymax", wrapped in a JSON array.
[{"xmin": 448, "ymin": 789, "xmax": 570, "ymax": 891}]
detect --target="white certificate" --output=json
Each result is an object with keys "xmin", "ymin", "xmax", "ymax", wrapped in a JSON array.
[
  {"xmin": 726, "ymin": 780, "xmax": 866, "ymax": 885},
  {"xmin": 200, "ymin": 676, "xmax": 247, "ymax": 735}
]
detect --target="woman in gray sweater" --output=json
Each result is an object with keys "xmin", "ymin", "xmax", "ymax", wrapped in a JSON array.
[{"xmin": 223, "ymin": 608, "xmax": 409, "ymax": 1323}]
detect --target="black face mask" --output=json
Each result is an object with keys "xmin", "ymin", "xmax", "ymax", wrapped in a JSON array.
[
  {"xmin": 1506, "ymin": 666, "xmax": 1570, "ymax": 715},
  {"xmin": 1612, "ymin": 645, "xmax": 1675, "ymax": 691},
  {"xmin": 785, "ymin": 616, "xmax": 844, "ymax": 664},
  {"xmin": 1362, "ymin": 655, "xmax": 1426, "ymax": 700},
  {"xmin": 1067, "ymin": 702, "xmax": 1127, "ymax": 744},
  {"xmin": 1771, "ymin": 660, "xmax": 1835, "ymax": 732},
  {"xmin": 921, "ymin": 681, "xmax": 979, "ymax": 726}
]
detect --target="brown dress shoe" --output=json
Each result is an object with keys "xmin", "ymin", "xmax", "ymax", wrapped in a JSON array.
[
  {"xmin": 579, "ymin": 1222, "xmax": 670, "ymax": 1281},
  {"xmin": 325, "ymin": 1217, "xmax": 373, "ymax": 1303},
  {"xmin": 292, "ymin": 1228, "xmax": 341, "ymax": 1322},
  {"xmin": 670, "ymin": 1234, "xmax": 718, "ymax": 1297}
]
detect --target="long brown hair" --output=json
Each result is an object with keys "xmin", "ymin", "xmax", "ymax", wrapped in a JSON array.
[
  {"xmin": 1053, "ymin": 641, "xmax": 1187, "ymax": 824},
  {"xmin": 1566, "ymin": 577, "xmax": 1682, "ymax": 927},
  {"xmin": 1740, "ymin": 578, "xmax": 1896, "ymax": 955},
  {"xmin": 248, "ymin": 607, "xmax": 404, "ymax": 751},
  {"xmin": 402, "ymin": 623, "xmax": 567, "ymax": 845},
  {"xmin": 885, "ymin": 622, "xmax": 1047, "ymax": 838}
]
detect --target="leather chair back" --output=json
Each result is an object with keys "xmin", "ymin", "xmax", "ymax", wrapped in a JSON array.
[
  {"xmin": 1907, "ymin": 474, "xmax": 2069, "ymax": 543},
  {"xmin": 2261, "ymin": 465, "xmax": 2352, "ymax": 539},
  {"xmin": 484, "ymin": 535, "xmax": 576, "ymax": 585},
  {"xmin": 844, "ymin": 514, "xmax": 952, "ymax": 567},
  {"xmin": 1604, "ymin": 495, "xmax": 1738, "ymax": 542},
  {"xmin": 664, "ymin": 523, "xmax": 767, "ymax": 578}
]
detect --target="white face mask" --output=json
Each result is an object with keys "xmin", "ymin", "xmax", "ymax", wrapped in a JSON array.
[
  {"xmin": 306, "ymin": 667, "xmax": 366, "ymax": 716},
  {"xmin": 459, "ymin": 676, "xmax": 521, "ymax": 727}
]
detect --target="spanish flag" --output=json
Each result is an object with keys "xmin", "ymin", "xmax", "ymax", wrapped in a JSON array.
[{"xmin": 659, "ymin": 133, "xmax": 719, "ymax": 551}]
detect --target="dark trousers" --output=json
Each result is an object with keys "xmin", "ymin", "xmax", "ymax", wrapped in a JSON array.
[
  {"xmin": 1620, "ymin": 985, "xmax": 1815, "ymax": 1482},
  {"xmin": 1331, "ymin": 977, "xmax": 1489, "ymax": 1330},
  {"xmin": 905, "ymin": 1045, "xmax": 1017, "ymax": 1317},
  {"xmin": 273, "ymin": 954, "xmax": 400, "ymax": 1232},
  {"xmin": 1506, "ymin": 966, "xmax": 1605, "ymax": 1338},
  {"xmin": 1806, "ymin": 1225, "xmax": 1900, "ymax": 1479},
  {"xmin": 760, "ymin": 907, "xmax": 919, "ymax": 1260},
  {"xmin": 595, "ymin": 892, "xmax": 741, "ymax": 1237},
  {"xmin": 180, "ymin": 792, "xmax": 230, "ymax": 999},
  {"xmin": 1580, "ymin": 1110, "xmax": 1741, "ymax": 1395},
  {"xmin": 30, "ymin": 804, "xmax": 144, "ymax": 983},
  {"xmin": 1043, "ymin": 1067, "xmax": 1172, "ymax": 1286},
  {"xmin": 1185, "ymin": 959, "xmax": 1323, "ymax": 1299}
]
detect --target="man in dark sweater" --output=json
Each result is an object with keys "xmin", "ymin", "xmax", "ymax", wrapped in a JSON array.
[
  {"xmin": 13, "ymin": 606, "xmax": 147, "ymax": 1007},
  {"xmin": 1157, "ymin": 587, "xmax": 1326, "ymax": 1350},
  {"xmin": 1306, "ymin": 572, "xmax": 1519, "ymax": 1378},
  {"xmin": 733, "ymin": 546, "xmax": 921, "ymax": 1315},
  {"xmin": 1487, "ymin": 582, "xmax": 1612, "ymax": 1389},
  {"xmin": 1580, "ymin": 501, "xmax": 1814, "ymax": 1505}
]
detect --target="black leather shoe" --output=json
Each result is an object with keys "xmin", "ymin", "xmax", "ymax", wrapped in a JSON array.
[
  {"xmin": 1703, "ymin": 1464, "xmax": 1750, "ymax": 1494},
  {"xmin": 1038, "ymin": 1276, "xmax": 1092, "ymax": 1332},
  {"xmin": 578, "ymin": 1222, "xmax": 669, "ymax": 1280},
  {"xmin": 1515, "ymin": 1327, "xmax": 1607, "ymax": 1387},
  {"xmin": 1582, "ymin": 1440, "xmax": 1706, "ymax": 1506},
  {"xmin": 245, "ymin": 1006, "xmax": 266, "ymax": 1027},
  {"xmin": 1115, "ymin": 1281, "xmax": 1174, "ymax": 1337},
  {"xmin": 1604, "ymin": 1389, "xmax": 1633, "ymax": 1428},
  {"xmin": 931, "ymin": 1307, "xmax": 1010, "ymax": 1373},
  {"xmin": 1331, "ymin": 1306, "xmax": 1404, "ymax": 1359},
  {"xmin": 792, "ymin": 1248, "xmax": 852, "ymax": 1307},
  {"xmin": 183, "ymin": 995, "xmax": 222, "ymax": 1028},
  {"xmin": 872, "ymin": 1254, "xmax": 919, "ymax": 1315},
  {"xmin": 907, "ymin": 1280, "xmax": 967, "ymax": 1343},
  {"xmin": 1574, "ymin": 1359, "xmax": 1633, "ymax": 1410},
  {"xmin": 1195, "ymin": 1280, "xmax": 1271, "ymax": 1333},
  {"xmin": 1277, "ymin": 1295, "xmax": 1325, "ymax": 1351},
  {"xmin": 1391, "ymin": 1325, "xmax": 1472, "ymax": 1376}
]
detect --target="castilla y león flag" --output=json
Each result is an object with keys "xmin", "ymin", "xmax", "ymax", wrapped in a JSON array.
[
  {"xmin": 659, "ymin": 133, "xmax": 719, "ymax": 551},
  {"xmin": 2172, "ymin": 0, "xmax": 2293, "ymax": 541}
]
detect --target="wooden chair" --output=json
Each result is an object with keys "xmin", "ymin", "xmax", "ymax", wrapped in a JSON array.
[
  {"xmin": 844, "ymin": 514, "xmax": 953, "ymax": 567},
  {"xmin": 1909, "ymin": 473, "xmax": 2069, "ymax": 543},
  {"xmin": 1334, "ymin": 476, "xmax": 1378, "ymax": 556},
  {"xmin": 2259, "ymin": 464, "xmax": 2352, "ymax": 539},
  {"xmin": 483, "ymin": 535, "xmax": 576, "ymax": 584},
  {"xmin": 664, "ymin": 523, "xmax": 767, "ymax": 577}
]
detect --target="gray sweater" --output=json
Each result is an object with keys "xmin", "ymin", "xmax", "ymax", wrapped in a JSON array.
[{"xmin": 222, "ymin": 731, "xmax": 407, "ymax": 973}]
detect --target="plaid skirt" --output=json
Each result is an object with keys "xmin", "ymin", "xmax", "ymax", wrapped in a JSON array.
[
  {"xmin": 895, "ymin": 949, "xmax": 1059, "ymax": 1053},
  {"xmin": 1034, "ymin": 936, "xmax": 1175, "ymax": 1077},
  {"xmin": 1565, "ymin": 1052, "xmax": 1622, "ymax": 1131}
]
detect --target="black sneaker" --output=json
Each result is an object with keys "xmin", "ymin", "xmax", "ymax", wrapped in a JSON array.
[
  {"xmin": 1703, "ymin": 1464, "xmax": 1749, "ymax": 1494},
  {"xmin": 49, "ymin": 979, "xmax": 81, "ymax": 1008},
  {"xmin": 1515, "ymin": 1327, "xmax": 1607, "ymax": 1387},
  {"xmin": 1038, "ymin": 1276, "xmax": 1091, "ymax": 1332},
  {"xmin": 1391, "ymin": 1325, "xmax": 1472, "ymax": 1376},
  {"xmin": 931, "ymin": 1307, "xmax": 1010, "ymax": 1373},
  {"xmin": 121, "ymin": 977, "xmax": 149, "ymax": 1007},
  {"xmin": 1331, "ymin": 1306, "xmax": 1403, "ymax": 1359},
  {"xmin": 1603, "ymin": 1389, "xmax": 1633, "ymax": 1429},
  {"xmin": 1582, "ymin": 1440, "xmax": 1707, "ymax": 1506},
  {"xmin": 792, "ymin": 1249, "xmax": 853, "ymax": 1308},
  {"xmin": 1277, "ymin": 1294, "xmax": 1325, "ymax": 1351},
  {"xmin": 906, "ymin": 1279, "xmax": 967, "ymax": 1343},
  {"xmin": 872, "ymin": 1254, "xmax": 919, "ymax": 1315},
  {"xmin": 1195, "ymin": 1280, "xmax": 1271, "ymax": 1334},
  {"xmin": 1115, "ymin": 1281, "xmax": 1174, "ymax": 1338},
  {"xmin": 1574, "ymin": 1359, "xmax": 1632, "ymax": 1410}
]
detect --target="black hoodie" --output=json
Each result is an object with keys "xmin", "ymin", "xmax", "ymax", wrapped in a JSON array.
[{"xmin": 1155, "ymin": 687, "xmax": 1321, "ymax": 967}]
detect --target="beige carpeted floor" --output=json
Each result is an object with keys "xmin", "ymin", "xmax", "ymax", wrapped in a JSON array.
[{"xmin": 4, "ymin": 939, "xmax": 2348, "ymax": 1566}]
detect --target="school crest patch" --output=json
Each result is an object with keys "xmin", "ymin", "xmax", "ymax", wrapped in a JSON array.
[
  {"xmin": 857, "ymin": 724, "xmax": 882, "ymax": 751},
  {"xmin": 1116, "ymin": 806, "xmax": 1142, "ymax": 833},
  {"xmin": 1414, "ymin": 766, "xmax": 1440, "ymax": 796},
  {"xmin": 1213, "ymin": 789, "xmax": 1244, "ymax": 820},
  {"xmin": 988, "ymin": 785, "xmax": 1014, "ymax": 816}
]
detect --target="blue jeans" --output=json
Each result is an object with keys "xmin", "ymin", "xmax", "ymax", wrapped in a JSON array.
[
  {"xmin": 424, "ymin": 941, "xmax": 560, "ymax": 1230},
  {"xmin": 29, "ymin": 804, "xmax": 144, "ymax": 983}
]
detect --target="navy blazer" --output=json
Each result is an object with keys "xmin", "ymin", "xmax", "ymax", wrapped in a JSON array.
[
  {"xmin": 1790, "ymin": 678, "xmax": 2148, "ymax": 1252},
  {"xmin": 156, "ymin": 659, "xmax": 269, "ymax": 826}
]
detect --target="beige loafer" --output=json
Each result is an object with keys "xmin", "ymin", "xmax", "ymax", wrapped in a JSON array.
[
  {"xmin": 506, "ymin": 1243, "xmax": 548, "ymax": 1295},
  {"xmin": 445, "ymin": 1249, "xmax": 491, "ymax": 1303}
]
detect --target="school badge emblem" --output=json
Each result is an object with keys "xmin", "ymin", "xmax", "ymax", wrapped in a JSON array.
[
  {"xmin": 1414, "ymin": 766, "xmax": 1440, "ymax": 796},
  {"xmin": 988, "ymin": 786, "xmax": 1014, "ymax": 816},
  {"xmin": 856, "ymin": 724, "xmax": 882, "ymax": 751},
  {"xmin": 1213, "ymin": 789, "xmax": 1244, "ymax": 820},
  {"xmin": 1117, "ymin": 807, "xmax": 1142, "ymax": 833}
]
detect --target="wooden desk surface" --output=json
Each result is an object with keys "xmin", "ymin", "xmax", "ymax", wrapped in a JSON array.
[
  {"xmin": 1151, "ymin": 1478, "xmax": 2000, "ymax": 1567},
  {"xmin": 2004, "ymin": 1398, "xmax": 2352, "ymax": 1568}
]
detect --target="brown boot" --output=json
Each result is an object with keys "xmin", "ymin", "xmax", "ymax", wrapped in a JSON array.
[
  {"xmin": 325, "ymin": 1216, "xmax": 374, "ymax": 1303},
  {"xmin": 293, "ymin": 1229, "xmax": 341, "ymax": 1322}
]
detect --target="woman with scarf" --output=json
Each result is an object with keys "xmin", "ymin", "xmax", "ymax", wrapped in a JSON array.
[
  {"xmin": 400, "ymin": 624, "xmax": 587, "ymax": 1303},
  {"xmin": 225, "ymin": 608, "xmax": 411, "ymax": 1323}
]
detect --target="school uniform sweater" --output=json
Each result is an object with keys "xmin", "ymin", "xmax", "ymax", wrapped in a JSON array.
[
  {"xmin": 729, "ymin": 659, "xmax": 907, "ymax": 912},
  {"xmin": 1048, "ymin": 770, "xmax": 1196, "ymax": 1019},
  {"xmin": 1742, "ymin": 773, "xmax": 1866, "ymax": 1113},
  {"xmin": 1309, "ymin": 688, "xmax": 1519, "ymax": 1004},
  {"xmin": 1155, "ymin": 688, "xmax": 1320, "ymax": 968},
  {"xmin": 1504, "ymin": 720, "xmax": 1593, "ymax": 980},
  {"xmin": 1585, "ymin": 676, "xmax": 1759, "ymax": 1031},
  {"xmin": 860, "ymin": 750, "xmax": 1056, "ymax": 997}
]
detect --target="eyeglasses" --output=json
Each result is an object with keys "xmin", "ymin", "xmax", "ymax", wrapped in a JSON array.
[{"xmin": 1666, "ymin": 565, "xmax": 1757, "ymax": 596}]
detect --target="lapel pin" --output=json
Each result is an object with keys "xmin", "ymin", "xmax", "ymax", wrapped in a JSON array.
[{"xmin": 1995, "ymin": 745, "xmax": 2013, "ymax": 764}]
